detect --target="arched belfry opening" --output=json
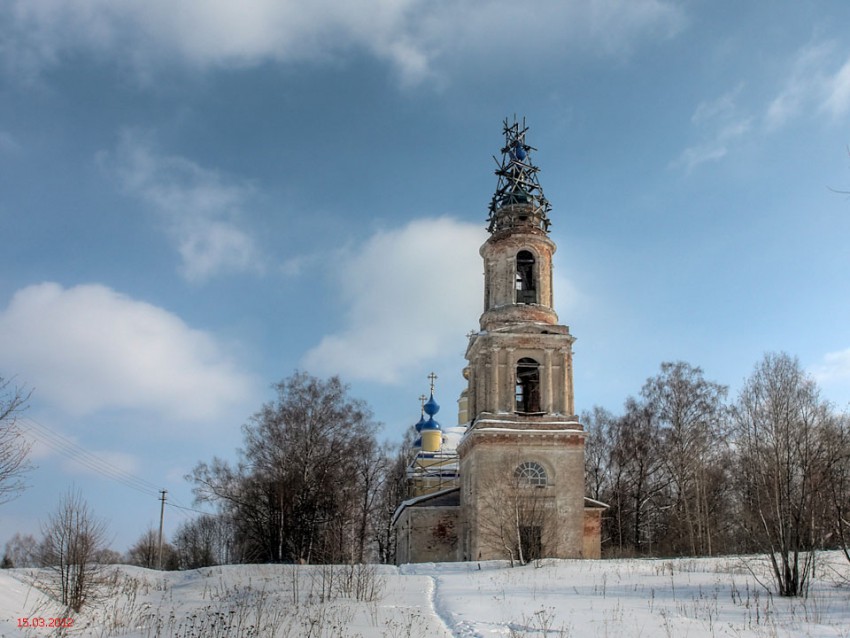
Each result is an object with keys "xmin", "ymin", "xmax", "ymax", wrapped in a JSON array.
[
  {"xmin": 515, "ymin": 357, "xmax": 541, "ymax": 414},
  {"xmin": 515, "ymin": 250, "xmax": 537, "ymax": 304}
]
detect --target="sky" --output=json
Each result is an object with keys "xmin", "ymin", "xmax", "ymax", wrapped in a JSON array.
[{"xmin": 1, "ymin": 0, "xmax": 850, "ymax": 553}]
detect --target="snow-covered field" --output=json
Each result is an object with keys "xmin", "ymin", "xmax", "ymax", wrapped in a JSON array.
[{"xmin": 1, "ymin": 554, "xmax": 848, "ymax": 637}]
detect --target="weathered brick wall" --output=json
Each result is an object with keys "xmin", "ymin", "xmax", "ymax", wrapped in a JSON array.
[
  {"xmin": 464, "ymin": 333, "xmax": 576, "ymax": 418},
  {"xmin": 460, "ymin": 429, "xmax": 586, "ymax": 560},
  {"xmin": 480, "ymin": 231, "xmax": 557, "ymax": 328},
  {"xmin": 395, "ymin": 506, "xmax": 462, "ymax": 564},
  {"xmin": 583, "ymin": 508, "xmax": 603, "ymax": 559}
]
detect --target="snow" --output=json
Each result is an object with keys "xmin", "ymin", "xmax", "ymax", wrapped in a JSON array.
[
  {"xmin": 1, "ymin": 554, "xmax": 848, "ymax": 637},
  {"xmin": 441, "ymin": 426, "xmax": 468, "ymax": 454},
  {"xmin": 473, "ymin": 427, "xmax": 584, "ymax": 433}
]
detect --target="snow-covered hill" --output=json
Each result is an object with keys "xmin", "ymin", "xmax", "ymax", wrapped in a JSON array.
[{"xmin": 1, "ymin": 554, "xmax": 848, "ymax": 637}]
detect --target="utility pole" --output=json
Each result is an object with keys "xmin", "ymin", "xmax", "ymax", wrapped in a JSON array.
[{"xmin": 157, "ymin": 489, "xmax": 167, "ymax": 570}]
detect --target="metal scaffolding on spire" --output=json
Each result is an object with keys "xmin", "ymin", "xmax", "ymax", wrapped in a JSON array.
[{"xmin": 487, "ymin": 117, "xmax": 551, "ymax": 234}]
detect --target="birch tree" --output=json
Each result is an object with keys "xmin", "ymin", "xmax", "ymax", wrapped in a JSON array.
[
  {"xmin": 477, "ymin": 455, "xmax": 557, "ymax": 565},
  {"xmin": 39, "ymin": 490, "xmax": 109, "ymax": 611},
  {"xmin": 190, "ymin": 372, "xmax": 382, "ymax": 564},
  {"xmin": 733, "ymin": 353, "xmax": 836, "ymax": 596},
  {"xmin": 641, "ymin": 362, "xmax": 729, "ymax": 556},
  {"xmin": 0, "ymin": 377, "xmax": 32, "ymax": 504}
]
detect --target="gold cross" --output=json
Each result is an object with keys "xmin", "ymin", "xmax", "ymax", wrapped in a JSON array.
[{"xmin": 427, "ymin": 372, "xmax": 438, "ymax": 394}]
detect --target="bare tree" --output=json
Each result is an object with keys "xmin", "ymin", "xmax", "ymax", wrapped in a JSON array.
[
  {"xmin": 351, "ymin": 439, "xmax": 389, "ymax": 563},
  {"xmin": 126, "ymin": 529, "xmax": 159, "ymax": 569},
  {"xmin": 372, "ymin": 439, "xmax": 413, "ymax": 565},
  {"xmin": 583, "ymin": 406, "xmax": 617, "ymax": 504},
  {"xmin": 0, "ymin": 376, "xmax": 33, "ymax": 504},
  {"xmin": 812, "ymin": 408, "xmax": 850, "ymax": 569},
  {"xmin": 607, "ymin": 398, "xmax": 669, "ymax": 555},
  {"xmin": 39, "ymin": 489, "xmax": 109, "ymax": 611},
  {"xmin": 642, "ymin": 362, "xmax": 730, "ymax": 556},
  {"xmin": 476, "ymin": 454, "xmax": 557, "ymax": 566},
  {"xmin": 127, "ymin": 528, "xmax": 178, "ymax": 570},
  {"xmin": 190, "ymin": 372, "xmax": 382, "ymax": 564},
  {"xmin": 93, "ymin": 548, "xmax": 123, "ymax": 565},
  {"xmin": 733, "ymin": 353, "xmax": 836, "ymax": 596},
  {"xmin": 173, "ymin": 515, "xmax": 233, "ymax": 569},
  {"xmin": 2, "ymin": 532, "xmax": 40, "ymax": 568}
]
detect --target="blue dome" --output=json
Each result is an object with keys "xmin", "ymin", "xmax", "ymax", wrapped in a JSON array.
[
  {"xmin": 414, "ymin": 414, "xmax": 427, "ymax": 433},
  {"xmin": 413, "ymin": 436, "xmax": 422, "ymax": 448},
  {"xmin": 423, "ymin": 394, "xmax": 440, "ymax": 416},
  {"xmin": 421, "ymin": 416, "xmax": 441, "ymax": 431},
  {"xmin": 511, "ymin": 141, "xmax": 527, "ymax": 161}
]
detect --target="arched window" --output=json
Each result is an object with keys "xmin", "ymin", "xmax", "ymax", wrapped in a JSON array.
[
  {"xmin": 514, "ymin": 461, "xmax": 547, "ymax": 487},
  {"xmin": 515, "ymin": 357, "xmax": 541, "ymax": 413},
  {"xmin": 515, "ymin": 250, "xmax": 537, "ymax": 304}
]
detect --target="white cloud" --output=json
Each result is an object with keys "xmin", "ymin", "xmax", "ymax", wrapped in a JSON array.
[
  {"xmin": 303, "ymin": 217, "xmax": 486, "ymax": 383},
  {"xmin": 691, "ymin": 85, "xmax": 742, "ymax": 125},
  {"xmin": 811, "ymin": 347, "xmax": 850, "ymax": 408},
  {"xmin": 822, "ymin": 58, "xmax": 850, "ymax": 118},
  {"xmin": 0, "ymin": 282, "xmax": 257, "ymax": 422},
  {"xmin": 672, "ymin": 86, "xmax": 751, "ymax": 172},
  {"xmin": 1, "ymin": 0, "xmax": 684, "ymax": 86},
  {"xmin": 104, "ymin": 131, "xmax": 264, "ymax": 282},
  {"xmin": 765, "ymin": 43, "xmax": 850, "ymax": 129},
  {"xmin": 0, "ymin": 130, "xmax": 19, "ymax": 153},
  {"xmin": 552, "ymin": 269, "xmax": 582, "ymax": 319},
  {"xmin": 811, "ymin": 348, "xmax": 850, "ymax": 385},
  {"xmin": 62, "ymin": 449, "xmax": 141, "ymax": 478},
  {"xmin": 672, "ymin": 145, "xmax": 728, "ymax": 172},
  {"xmin": 440, "ymin": 0, "xmax": 685, "ymax": 65},
  {"xmin": 176, "ymin": 221, "xmax": 261, "ymax": 283},
  {"xmin": 765, "ymin": 43, "xmax": 832, "ymax": 130},
  {"xmin": 676, "ymin": 43, "xmax": 850, "ymax": 172}
]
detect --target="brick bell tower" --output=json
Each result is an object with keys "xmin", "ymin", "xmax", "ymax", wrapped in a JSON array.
[{"xmin": 458, "ymin": 119, "xmax": 591, "ymax": 561}]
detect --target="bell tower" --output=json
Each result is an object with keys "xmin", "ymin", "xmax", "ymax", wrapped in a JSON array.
[{"xmin": 458, "ymin": 119, "xmax": 588, "ymax": 561}]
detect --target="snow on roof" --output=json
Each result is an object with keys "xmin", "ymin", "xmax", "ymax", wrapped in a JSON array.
[
  {"xmin": 472, "ymin": 418, "xmax": 582, "ymax": 427},
  {"xmin": 391, "ymin": 486, "xmax": 461, "ymax": 526},
  {"xmin": 440, "ymin": 425, "xmax": 467, "ymax": 453},
  {"xmin": 469, "ymin": 426, "xmax": 584, "ymax": 435}
]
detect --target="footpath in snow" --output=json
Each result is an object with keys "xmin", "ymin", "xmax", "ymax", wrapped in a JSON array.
[{"xmin": 2, "ymin": 554, "xmax": 849, "ymax": 637}]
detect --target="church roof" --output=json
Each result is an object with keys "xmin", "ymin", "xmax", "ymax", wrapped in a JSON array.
[{"xmin": 391, "ymin": 486, "xmax": 461, "ymax": 526}]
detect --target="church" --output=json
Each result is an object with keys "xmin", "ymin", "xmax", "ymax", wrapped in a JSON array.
[{"xmin": 392, "ymin": 119, "xmax": 605, "ymax": 564}]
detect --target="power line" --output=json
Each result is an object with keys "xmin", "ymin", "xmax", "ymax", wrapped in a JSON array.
[
  {"xmin": 167, "ymin": 501, "xmax": 217, "ymax": 517},
  {"xmin": 20, "ymin": 415, "xmax": 160, "ymax": 495},
  {"xmin": 18, "ymin": 415, "xmax": 220, "ymax": 523},
  {"xmin": 19, "ymin": 415, "xmax": 162, "ymax": 497}
]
